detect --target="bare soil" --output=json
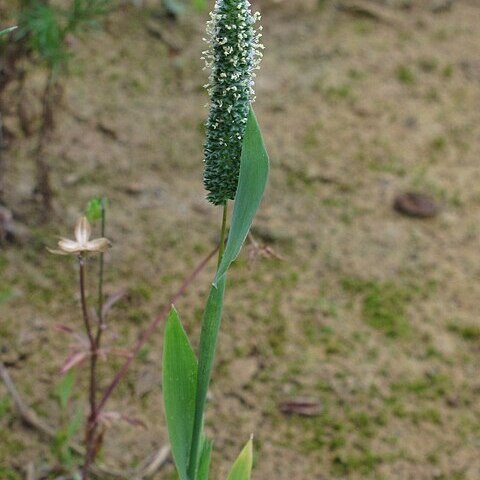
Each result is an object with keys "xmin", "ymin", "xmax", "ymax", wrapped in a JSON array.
[{"xmin": 1, "ymin": 1, "xmax": 480, "ymax": 479}]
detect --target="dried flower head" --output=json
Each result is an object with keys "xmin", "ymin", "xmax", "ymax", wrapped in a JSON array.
[
  {"xmin": 202, "ymin": 0, "xmax": 263, "ymax": 205},
  {"xmin": 49, "ymin": 216, "xmax": 111, "ymax": 255}
]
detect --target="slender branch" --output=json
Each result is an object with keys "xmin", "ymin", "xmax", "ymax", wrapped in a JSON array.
[
  {"xmin": 35, "ymin": 69, "xmax": 56, "ymax": 216},
  {"xmin": 79, "ymin": 255, "xmax": 99, "ymax": 480},
  {"xmin": 94, "ymin": 245, "xmax": 219, "ymax": 418},
  {"xmin": 1, "ymin": 361, "xmax": 168, "ymax": 479},
  {"xmin": 97, "ymin": 198, "xmax": 106, "ymax": 331},
  {"xmin": 83, "ymin": 201, "xmax": 108, "ymax": 478},
  {"xmin": 0, "ymin": 361, "xmax": 55, "ymax": 437}
]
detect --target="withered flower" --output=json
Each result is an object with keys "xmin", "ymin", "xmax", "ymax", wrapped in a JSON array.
[{"xmin": 49, "ymin": 216, "xmax": 111, "ymax": 255}]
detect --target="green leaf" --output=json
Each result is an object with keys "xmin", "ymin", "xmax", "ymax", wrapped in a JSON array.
[
  {"xmin": 56, "ymin": 370, "xmax": 75, "ymax": 410},
  {"xmin": 189, "ymin": 107, "xmax": 269, "ymax": 477},
  {"xmin": 163, "ymin": 307, "xmax": 198, "ymax": 480},
  {"xmin": 0, "ymin": 26, "xmax": 17, "ymax": 37},
  {"xmin": 66, "ymin": 407, "xmax": 83, "ymax": 441},
  {"xmin": 0, "ymin": 288, "xmax": 14, "ymax": 305},
  {"xmin": 197, "ymin": 436, "xmax": 213, "ymax": 480},
  {"xmin": 215, "ymin": 107, "xmax": 269, "ymax": 285},
  {"xmin": 227, "ymin": 438, "xmax": 254, "ymax": 480},
  {"xmin": 188, "ymin": 276, "xmax": 226, "ymax": 479},
  {"xmin": 85, "ymin": 197, "xmax": 105, "ymax": 222}
]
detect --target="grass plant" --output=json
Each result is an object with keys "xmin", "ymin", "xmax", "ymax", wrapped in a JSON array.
[{"xmin": 46, "ymin": 1, "xmax": 269, "ymax": 478}]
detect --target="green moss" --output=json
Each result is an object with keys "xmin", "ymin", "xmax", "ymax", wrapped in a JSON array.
[
  {"xmin": 430, "ymin": 135, "xmax": 447, "ymax": 152},
  {"xmin": 302, "ymin": 127, "xmax": 320, "ymax": 150},
  {"xmin": 341, "ymin": 278, "xmax": 418, "ymax": 337},
  {"xmin": 332, "ymin": 449, "xmax": 382, "ymax": 475},
  {"xmin": 368, "ymin": 158, "xmax": 406, "ymax": 176},
  {"xmin": 442, "ymin": 64, "xmax": 454, "ymax": 78},
  {"xmin": 396, "ymin": 65, "xmax": 416, "ymax": 85},
  {"xmin": 129, "ymin": 281, "xmax": 153, "ymax": 302},
  {"xmin": 0, "ymin": 396, "xmax": 11, "ymax": 418},
  {"xmin": 0, "ymin": 468, "xmax": 21, "ymax": 480},
  {"xmin": 127, "ymin": 308, "xmax": 149, "ymax": 323},
  {"xmin": 354, "ymin": 20, "xmax": 373, "ymax": 35},
  {"xmin": 324, "ymin": 84, "xmax": 352, "ymax": 100},
  {"xmin": 448, "ymin": 322, "xmax": 480, "ymax": 342},
  {"xmin": 409, "ymin": 407, "xmax": 442, "ymax": 426},
  {"xmin": 391, "ymin": 373, "xmax": 451, "ymax": 400}
]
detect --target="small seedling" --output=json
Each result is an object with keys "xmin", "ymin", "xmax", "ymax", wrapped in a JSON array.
[
  {"xmin": 0, "ymin": 2, "xmax": 110, "ymax": 216},
  {"xmin": 52, "ymin": 371, "xmax": 83, "ymax": 471}
]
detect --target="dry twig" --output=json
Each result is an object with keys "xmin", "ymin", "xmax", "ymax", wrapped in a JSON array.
[{"xmin": 0, "ymin": 361, "xmax": 170, "ymax": 479}]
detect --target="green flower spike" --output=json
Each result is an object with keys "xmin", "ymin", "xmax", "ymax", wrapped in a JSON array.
[{"xmin": 202, "ymin": 0, "xmax": 263, "ymax": 205}]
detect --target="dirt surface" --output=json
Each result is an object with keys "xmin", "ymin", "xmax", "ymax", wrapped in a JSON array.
[{"xmin": 1, "ymin": 0, "xmax": 480, "ymax": 478}]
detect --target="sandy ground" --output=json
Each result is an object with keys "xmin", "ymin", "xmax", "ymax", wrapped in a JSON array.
[{"xmin": 1, "ymin": 0, "xmax": 480, "ymax": 478}]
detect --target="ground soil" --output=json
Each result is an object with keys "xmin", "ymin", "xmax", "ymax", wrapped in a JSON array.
[{"xmin": 1, "ymin": 0, "xmax": 480, "ymax": 479}]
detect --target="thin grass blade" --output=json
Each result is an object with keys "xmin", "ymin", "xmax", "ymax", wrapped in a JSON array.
[
  {"xmin": 197, "ymin": 436, "xmax": 213, "ymax": 480},
  {"xmin": 0, "ymin": 26, "xmax": 17, "ymax": 37},
  {"xmin": 226, "ymin": 438, "xmax": 254, "ymax": 480},
  {"xmin": 163, "ymin": 307, "xmax": 198, "ymax": 480},
  {"xmin": 188, "ymin": 276, "xmax": 226, "ymax": 479}
]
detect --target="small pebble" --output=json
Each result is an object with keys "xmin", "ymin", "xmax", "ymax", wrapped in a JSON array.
[{"xmin": 393, "ymin": 192, "xmax": 440, "ymax": 219}]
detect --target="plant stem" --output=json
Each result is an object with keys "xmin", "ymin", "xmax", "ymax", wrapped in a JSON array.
[
  {"xmin": 97, "ymin": 198, "xmax": 106, "ymax": 325},
  {"xmin": 79, "ymin": 256, "xmax": 94, "ymax": 346},
  {"xmin": 83, "ymin": 201, "xmax": 108, "ymax": 478},
  {"xmin": 95, "ymin": 198, "xmax": 106, "ymax": 351},
  {"xmin": 217, "ymin": 202, "xmax": 228, "ymax": 267},
  {"xmin": 79, "ymin": 255, "xmax": 98, "ymax": 480},
  {"xmin": 94, "ymin": 246, "xmax": 219, "ymax": 419},
  {"xmin": 188, "ymin": 203, "xmax": 228, "ymax": 480},
  {"xmin": 35, "ymin": 69, "xmax": 56, "ymax": 217}
]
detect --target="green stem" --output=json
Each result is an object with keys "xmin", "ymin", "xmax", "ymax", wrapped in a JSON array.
[
  {"xmin": 97, "ymin": 198, "xmax": 106, "ymax": 326},
  {"xmin": 218, "ymin": 202, "xmax": 228, "ymax": 267},
  {"xmin": 188, "ymin": 203, "xmax": 228, "ymax": 480}
]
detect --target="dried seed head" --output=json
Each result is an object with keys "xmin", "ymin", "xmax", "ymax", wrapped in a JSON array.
[
  {"xmin": 49, "ymin": 216, "xmax": 112, "ymax": 256},
  {"xmin": 203, "ymin": 0, "xmax": 264, "ymax": 205}
]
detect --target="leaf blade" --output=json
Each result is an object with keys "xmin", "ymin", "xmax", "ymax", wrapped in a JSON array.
[
  {"xmin": 227, "ymin": 438, "xmax": 254, "ymax": 480},
  {"xmin": 56, "ymin": 370, "xmax": 76, "ymax": 410},
  {"xmin": 188, "ymin": 276, "xmax": 226, "ymax": 479},
  {"xmin": 215, "ymin": 107, "xmax": 269, "ymax": 284},
  {"xmin": 197, "ymin": 436, "xmax": 213, "ymax": 480},
  {"xmin": 0, "ymin": 26, "xmax": 17, "ymax": 37},
  {"xmin": 163, "ymin": 307, "xmax": 198, "ymax": 480}
]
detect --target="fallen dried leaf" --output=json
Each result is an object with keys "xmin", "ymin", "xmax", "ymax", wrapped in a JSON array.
[
  {"xmin": 279, "ymin": 398, "xmax": 323, "ymax": 417},
  {"xmin": 60, "ymin": 351, "xmax": 89, "ymax": 374}
]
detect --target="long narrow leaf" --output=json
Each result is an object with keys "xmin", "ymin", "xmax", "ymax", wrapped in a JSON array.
[
  {"xmin": 0, "ymin": 26, "xmax": 17, "ymax": 37},
  {"xmin": 189, "ymin": 106, "xmax": 269, "ymax": 478},
  {"xmin": 197, "ymin": 436, "xmax": 213, "ymax": 480},
  {"xmin": 215, "ymin": 107, "xmax": 270, "ymax": 285},
  {"xmin": 163, "ymin": 307, "xmax": 198, "ymax": 480},
  {"xmin": 188, "ymin": 276, "xmax": 226, "ymax": 478},
  {"xmin": 227, "ymin": 438, "xmax": 254, "ymax": 480}
]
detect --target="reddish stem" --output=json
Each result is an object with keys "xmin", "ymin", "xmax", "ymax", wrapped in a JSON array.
[
  {"xmin": 79, "ymin": 256, "xmax": 98, "ymax": 480},
  {"xmin": 94, "ymin": 246, "xmax": 218, "ymax": 419}
]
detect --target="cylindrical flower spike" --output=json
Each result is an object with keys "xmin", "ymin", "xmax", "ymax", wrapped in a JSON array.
[{"xmin": 203, "ymin": 0, "xmax": 263, "ymax": 205}]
